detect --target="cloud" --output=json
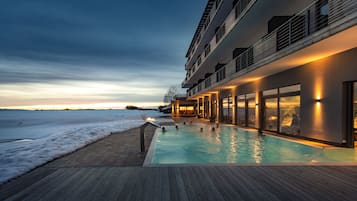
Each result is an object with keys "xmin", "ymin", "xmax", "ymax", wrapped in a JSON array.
[{"xmin": 0, "ymin": 0, "xmax": 205, "ymax": 108}]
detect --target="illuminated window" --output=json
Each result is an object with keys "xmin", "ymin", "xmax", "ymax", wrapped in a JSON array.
[
  {"xmin": 264, "ymin": 97, "xmax": 278, "ymax": 131},
  {"xmin": 222, "ymin": 96, "xmax": 233, "ymax": 123},
  {"xmin": 263, "ymin": 84, "xmax": 301, "ymax": 134},
  {"xmin": 280, "ymin": 96, "xmax": 300, "ymax": 135},
  {"xmin": 237, "ymin": 95, "xmax": 246, "ymax": 126}
]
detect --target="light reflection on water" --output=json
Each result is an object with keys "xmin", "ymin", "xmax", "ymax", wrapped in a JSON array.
[{"xmin": 151, "ymin": 124, "xmax": 357, "ymax": 164}]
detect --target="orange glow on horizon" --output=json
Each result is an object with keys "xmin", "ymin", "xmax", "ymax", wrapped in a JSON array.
[{"xmin": 0, "ymin": 101, "xmax": 165, "ymax": 110}]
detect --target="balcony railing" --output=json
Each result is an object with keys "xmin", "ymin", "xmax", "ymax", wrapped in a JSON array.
[
  {"xmin": 184, "ymin": 0, "xmax": 255, "ymax": 81},
  {"xmin": 186, "ymin": 0, "xmax": 224, "ymax": 65},
  {"xmin": 188, "ymin": 0, "xmax": 357, "ymax": 97}
]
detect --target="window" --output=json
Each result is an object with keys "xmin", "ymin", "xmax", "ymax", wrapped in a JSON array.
[
  {"xmin": 235, "ymin": 0, "xmax": 251, "ymax": 19},
  {"xmin": 216, "ymin": 67, "xmax": 226, "ymax": 82},
  {"xmin": 179, "ymin": 106, "xmax": 195, "ymax": 116},
  {"xmin": 199, "ymin": 98, "xmax": 203, "ymax": 117},
  {"xmin": 197, "ymin": 56, "xmax": 202, "ymax": 66},
  {"xmin": 211, "ymin": 94, "xmax": 217, "ymax": 118},
  {"xmin": 263, "ymin": 89, "xmax": 278, "ymax": 96},
  {"xmin": 263, "ymin": 97, "xmax": 278, "ymax": 131},
  {"xmin": 205, "ymin": 77, "xmax": 211, "ymax": 88},
  {"xmin": 235, "ymin": 48, "xmax": 254, "ymax": 71},
  {"xmin": 280, "ymin": 96, "xmax": 300, "ymax": 135},
  {"xmin": 215, "ymin": 24, "xmax": 226, "ymax": 43},
  {"xmin": 237, "ymin": 95, "xmax": 246, "ymax": 126},
  {"xmin": 280, "ymin": 85, "xmax": 301, "ymax": 94},
  {"xmin": 204, "ymin": 96, "xmax": 210, "ymax": 119},
  {"xmin": 204, "ymin": 44, "xmax": 211, "ymax": 57},
  {"xmin": 197, "ymin": 83, "xmax": 202, "ymax": 92},
  {"xmin": 262, "ymin": 84, "xmax": 301, "ymax": 134},
  {"xmin": 247, "ymin": 93, "xmax": 256, "ymax": 128},
  {"xmin": 222, "ymin": 96, "xmax": 233, "ymax": 123}
]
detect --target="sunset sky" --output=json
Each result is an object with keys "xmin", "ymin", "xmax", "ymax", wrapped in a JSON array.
[{"xmin": 0, "ymin": 0, "xmax": 205, "ymax": 109}]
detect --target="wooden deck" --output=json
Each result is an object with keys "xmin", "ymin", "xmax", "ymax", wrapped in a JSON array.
[{"xmin": 1, "ymin": 166, "xmax": 357, "ymax": 201}]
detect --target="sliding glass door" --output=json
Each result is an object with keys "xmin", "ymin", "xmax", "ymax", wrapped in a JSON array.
[
  {"xmin": 222, "ymin": 96, "xmax": 233, "ymax": 124},
  {"xmin": 280, "ymin": 95, "xmax": 300, "ymax": 135},
  {"xmin": 237, "ymin": 95, "xmax": 246, "ymax": 126},
  {"xmin": 263, "ymin": 97, "xmax": 278, "ymax": 132},
  {"xmin": 247, "ymin": 95, "xmax": 256, "ymax": 128},
  {"xmin": 263, "ymin": 85, "xmax": 301, "ymax": 135}
]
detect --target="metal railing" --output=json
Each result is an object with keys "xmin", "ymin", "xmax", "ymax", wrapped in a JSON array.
[
  {"xmin": 184, "ymin": 0, "xmax": 255, "ymax": 82},
  {"xmin": 188, "ymin": 0, "xmax": 357, "ymax": 97},
  {"xmin": 234, "ymin": 0, "xmax": 357, "ymax": 73}
]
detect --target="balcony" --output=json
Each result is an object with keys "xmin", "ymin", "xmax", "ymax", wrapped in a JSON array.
[
  {"xmin": 184, "ymin": 0, "xmax": 256, "ymax": 80},
  {"xmin": 188, "ymin": 0, "xmax": 357, "ymax": 98},
  {"xmin": 185, "ymin": 0, "xmax": 225, "ymax": 69}
]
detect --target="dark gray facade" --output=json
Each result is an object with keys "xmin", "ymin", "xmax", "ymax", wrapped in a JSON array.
[{"xmin": 218, "ymin": 48, "xmax": 357, "ymax": 146}]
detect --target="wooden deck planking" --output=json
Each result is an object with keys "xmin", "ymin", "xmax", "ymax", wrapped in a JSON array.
[
  {"xmin": 0, "ymin": 167, "xmax": 57, "ymax": 201},
  {"xmin": 2, "ymin": 166, "xmax": 357, "ymax": 201}
]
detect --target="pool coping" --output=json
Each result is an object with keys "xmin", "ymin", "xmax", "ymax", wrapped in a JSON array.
[
  {"xmin": 143, "ymin": 128, "xmax": 159, "ymax": 167},
  {"xmin": 143, "ymin": 123, "xmax": 357, "ymax": 167},
  {"xmin": 144, "ymin": 162, "xmax": 357, "ymax": 167}
]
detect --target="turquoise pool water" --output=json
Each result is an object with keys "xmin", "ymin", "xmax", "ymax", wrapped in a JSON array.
[{"xmin": 149, "ymin": 124, "xmax": 357, "ymax": 164}]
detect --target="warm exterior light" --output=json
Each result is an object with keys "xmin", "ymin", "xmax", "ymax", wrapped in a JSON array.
[{"xmin": 146, "ymin": 117, "xmax": 156, "ymax": 122}]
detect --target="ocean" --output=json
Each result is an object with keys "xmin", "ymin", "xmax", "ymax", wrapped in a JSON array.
[{"xmin": 0, "ymin": 109, "xmax": 171, "ymax": 184}]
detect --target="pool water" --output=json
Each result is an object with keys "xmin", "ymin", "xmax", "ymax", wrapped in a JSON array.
[{"xmin": 149, "ymin": 124, "xmax": 357, "ymax": 164}]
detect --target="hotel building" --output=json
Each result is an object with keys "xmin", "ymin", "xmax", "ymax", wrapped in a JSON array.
[{"xmin": 182, "ymin": 0, "xmax": 357, "ymax": 147}]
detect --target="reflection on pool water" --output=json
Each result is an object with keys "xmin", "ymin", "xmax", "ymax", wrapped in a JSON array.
[{"xmin": 149, "ymin": 124, "xmax": 357, "ymax": 164}]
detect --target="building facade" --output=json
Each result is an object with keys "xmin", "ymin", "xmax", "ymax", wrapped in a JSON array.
[
  {"xmin": 171, "ymin": 94, "xmax": 197, "ymax": 117},
  {"xmin": 182, "ymin": 0, "xmax": 357, "ymax": 147}
]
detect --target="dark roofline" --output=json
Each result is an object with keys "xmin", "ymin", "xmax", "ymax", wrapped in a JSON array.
[{"xmin": 185, "ymin": 0, "xmax": 216, "ymax": 58}]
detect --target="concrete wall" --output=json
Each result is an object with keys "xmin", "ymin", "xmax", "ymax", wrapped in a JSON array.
[{"xmin": 232, "ymin": 48, "xmax": 357, "ymax": 144}]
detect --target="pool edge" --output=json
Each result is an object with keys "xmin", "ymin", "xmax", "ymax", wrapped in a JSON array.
[{"xmin": 143, "ymin": 128, "xmax": 159, "ymax": 167}]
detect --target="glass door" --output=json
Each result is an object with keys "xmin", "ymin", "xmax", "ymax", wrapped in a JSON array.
[
  {"xmin": 247, "ymin": 98, "xmax": 256, "ymax": 128},
  {"xmin": 204, "ymin": 96, "xmax": 209, "ymax": 119},
  {"xmin": 263, "ymin": 97, "xmax": 278, "ymax": 132},
  {"xmin": 237, "ymin": 95, "xmax": 247, "ymax": 127}
]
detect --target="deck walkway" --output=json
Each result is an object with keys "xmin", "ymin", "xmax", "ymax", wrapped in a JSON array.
[{"xmin": 1, "ymin": 166, "xmax": 357, "ymax": 201}]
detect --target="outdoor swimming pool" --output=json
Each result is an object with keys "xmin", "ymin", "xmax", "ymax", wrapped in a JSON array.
[{"xmin": 146, "ymin": 124, "xmax": 357, "ymax": 165}]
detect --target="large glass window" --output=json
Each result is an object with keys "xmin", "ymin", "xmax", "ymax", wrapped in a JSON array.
[
  {"xmin": 199, "ymin": 98, "xmax": 203, "ymax": 118},
  {"xmin": 222, "ymin": 96, "xmax": 233, "ymax": 123},
  {"xmin": 211, "ymin": 95, "xmax": 217, "ymax": 119},
  {"xmin": 237, "ymin": 95, "xmax": 246, "ymax": 126},
  {"xmin": 264, "ymin": 98, "xmax": 278, "ymax": 131},
  {"xmin": 178, "ymin": 106, "xmax": 195, "ymax": 116},
  {"xmin": 280, "ymin": 96, "xmax": 301, "ymax": 135},
  {"xmin": 204, "ymin": 96, "xmax": 210, "ymax": 119},
  {"xmin": 247, "ymin": 94, "xmax": 256, "ymax": 128},
  {"xmin": 262, "ymin": 85, "xmax": 301, "ymax": 134}
]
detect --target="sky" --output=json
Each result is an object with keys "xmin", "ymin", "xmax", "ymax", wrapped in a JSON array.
[{"xmin": 0, "ymin": 0, "xmax": 206, "ymax": 110}]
